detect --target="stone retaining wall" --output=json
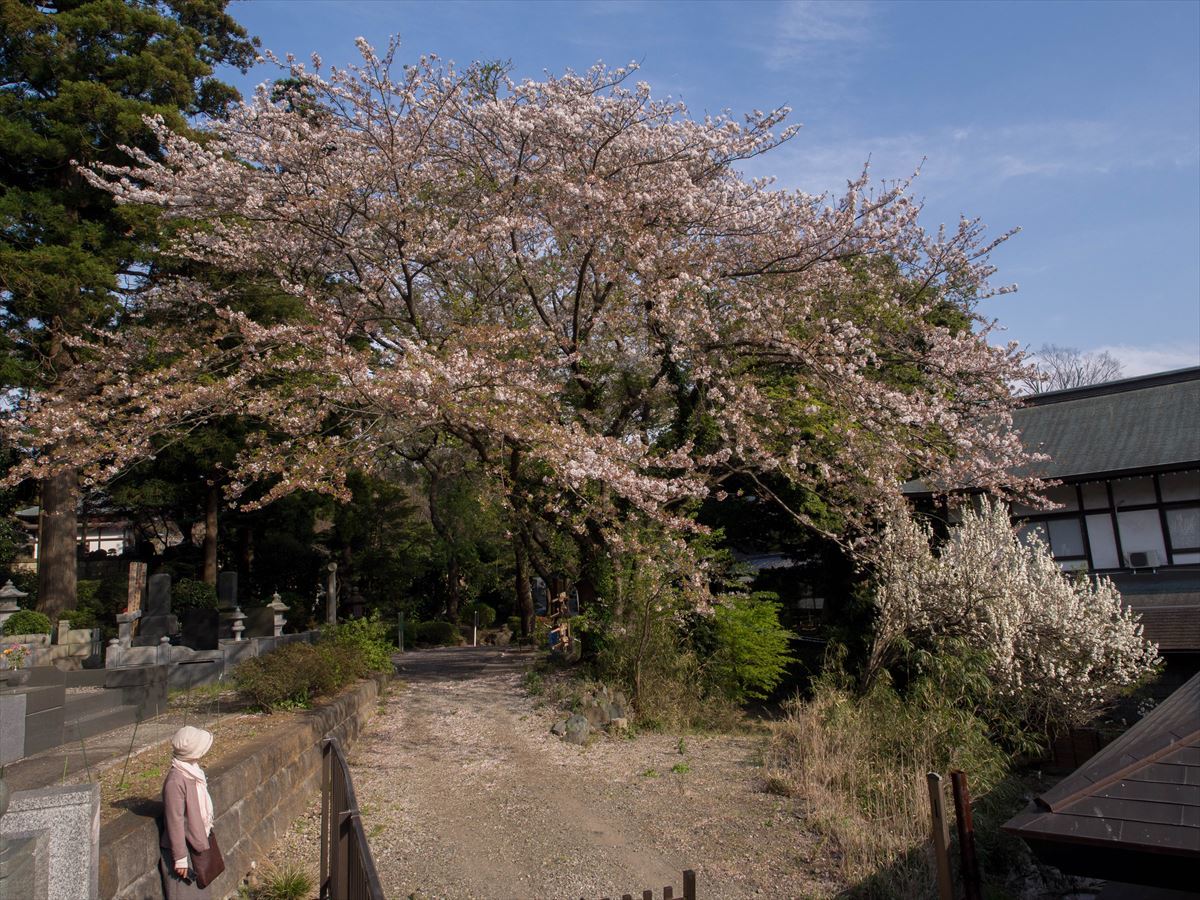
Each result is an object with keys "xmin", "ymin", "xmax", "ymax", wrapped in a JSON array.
[{"xmin": 98, "ymin": 673, "xmax": 387, "ymax": 899}]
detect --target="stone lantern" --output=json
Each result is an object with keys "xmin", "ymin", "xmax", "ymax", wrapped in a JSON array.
[
  {"xmin": 268, "ymin": 591, "xmax": 289, "ymax": 638},
  {"xmin": 230, "ymin": 606, "xmax": 247, "ymax": 642},
  {"xmin": 0, "ymin": 579, "xmax": 28, "ymax": 632}
]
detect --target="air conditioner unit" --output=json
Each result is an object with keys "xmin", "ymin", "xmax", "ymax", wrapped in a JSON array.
[{"xmin": 1126, "ymin": 550, "xmax": 1161, "ymax": 568}]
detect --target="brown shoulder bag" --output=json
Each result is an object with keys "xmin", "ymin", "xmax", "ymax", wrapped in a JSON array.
[{"xmin": 191, "ymin": 830, "xmax": 226, "ymax": 889}]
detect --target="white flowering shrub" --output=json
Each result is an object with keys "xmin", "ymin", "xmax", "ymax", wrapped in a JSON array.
[{"xmin": 867, "ymin": 498, "xmax": 1160, "ymax": 731}]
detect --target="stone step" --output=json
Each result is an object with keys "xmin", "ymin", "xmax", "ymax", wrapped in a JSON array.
[
  {"xmin": 64, "ymin": 688, "xmax": 127, "ymax": 718},
  {"xmin": 65, "ymin": 703, "xmax": 140, "ymax": 743}
]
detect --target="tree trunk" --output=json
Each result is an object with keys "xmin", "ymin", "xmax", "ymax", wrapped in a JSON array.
[
  {"xmin": 447, "ymin": 556, "xmax": 461, "ymax": 623},
  {"xmin": 513, "ymin": 532, "xmax": 534, "ymax": 637},
  {"xmin": 37, "ymin": 467, "xmax": 78, "ymax": 619},
  {"xmin": 237, "ymin": 523, "xmax": 254, "ymax": 584},
  {"xmin": 507, "ymin": 445, "xmax": 535, "ymax": 636},
  {"xmin": 202, "ymin": 483, "xmax": 219, "ymax": 585}
]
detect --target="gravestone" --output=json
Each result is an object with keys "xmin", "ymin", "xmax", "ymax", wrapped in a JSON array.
[
  {"xmin": 217, "ymin": 571, "xmax": 239, "ymax": 640},
  {"xmin": 242, "ymin": 605, "xmax": 274, "ymax": 638},
  {"xmin": 217, "ymin": 571, "xmax": 238, "ymax": 609},
  {"xmin": 133, "ymin": 573, "xmax": 177, "ymax": 645},
  {"xmin": 180, "ymin": 609, "xmax": 219, "ymax": 650},
  {"xmin": 0, "ymin": 783, "xmax": 99, "ymax": 900}
]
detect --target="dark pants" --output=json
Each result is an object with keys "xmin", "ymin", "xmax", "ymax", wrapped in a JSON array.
[{"xmin": 159, "ymin": 846, "xmax": 211, "ymax": 900}]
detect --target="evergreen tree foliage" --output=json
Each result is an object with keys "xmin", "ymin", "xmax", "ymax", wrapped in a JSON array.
[{"xmin": 0, "ymin": 0, "xmax": 257, "ymax": 614}]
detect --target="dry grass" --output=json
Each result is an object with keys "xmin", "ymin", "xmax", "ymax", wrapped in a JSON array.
[
  {"xmin": 762, "ymin": 684, "xmax": 1009, "ymax": 898},
  {"xmin": 96, "ymin": 708, "xmax": 300, "ymax": 824}
]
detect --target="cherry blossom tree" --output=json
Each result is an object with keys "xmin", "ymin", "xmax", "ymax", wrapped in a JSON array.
[
  {"xmin": 4, "ymin": 40, "xmax": 1040, "ymax": 619},
  {"xmin": 866, "ymin": 499, "xmax": 1159, "ymax": 731}
]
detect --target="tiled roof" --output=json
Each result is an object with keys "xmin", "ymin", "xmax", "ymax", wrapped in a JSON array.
[
  {"xmin": 1004, "ymin": 672, "xmax": 1200, "ymax": 887},
  {"xmin": 1012, "ymin": 367, "xmax": 1200, "ymax": 479},
  {"xmin": 1130, "ymin": 603, "xmax": 1200, "ymax": 652}
]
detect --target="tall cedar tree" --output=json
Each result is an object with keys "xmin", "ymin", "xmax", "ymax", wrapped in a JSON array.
[{"xmin": 0, "ymin": 0, "xmax": 256, "ymax": 616}]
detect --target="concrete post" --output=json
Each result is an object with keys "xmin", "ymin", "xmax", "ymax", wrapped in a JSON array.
[
  {"xmin": 325, "ymin": 563, "xmax": 338, "ymax": 625},
  {"xmin": 105, "ymin": 638, "xmax": 121, "ymax": 669}
]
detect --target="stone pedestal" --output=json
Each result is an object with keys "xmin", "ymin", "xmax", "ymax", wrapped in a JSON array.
[
  {"xmin": 0, "ymin": 784, "xmax": 99, "ymax": 900},
  {"xmin": 115, "ymin": 611, "xmax": 140, "ymax": 649}
]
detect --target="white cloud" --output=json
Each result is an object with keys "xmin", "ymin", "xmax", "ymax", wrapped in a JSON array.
[
  {"xmin": 765, "ymin": 1, "xmax": 874, "ymax": 71},
  {"xmin": 1094, "ymin": 343, "xmax": 1200, "ymax": 377},
  {"xmin": 744, "ymin": 118, "xmax": 1199, "ymax": 200}
]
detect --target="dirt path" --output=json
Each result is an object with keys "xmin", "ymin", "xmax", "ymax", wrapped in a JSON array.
[{"xmin": 270, "ymin": 647, "xmax": 836, "ymax": 899}]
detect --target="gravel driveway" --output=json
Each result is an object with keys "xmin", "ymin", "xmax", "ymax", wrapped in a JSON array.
[{"xmin": 268, "ymin": 646, "xmax": 836, "ymax": 899}]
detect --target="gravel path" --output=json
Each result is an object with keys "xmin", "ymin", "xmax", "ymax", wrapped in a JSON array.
[{"xmin": 268, "ymin": 647, "xmax": 836, "ymax": 899}]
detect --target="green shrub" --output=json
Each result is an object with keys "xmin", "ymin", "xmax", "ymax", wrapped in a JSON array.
[
  {"xmin": 10, "ymin": 571, "xmax": 37, "ymax": 608},
  {"xmin": 3, "ymin": 609, "xmax": 53, "ymax": 636},
  {"xmin": 414, "ymin": 620, "xmax": 462, "ymax": 646},
  {"xmin": 68, "ymin": 575, "xmax": 125, "ymax": 639},
  {"xmin": 173, "ymin": 578, "xmax": 219, "ymax": 610},
  {"xmin": 233, "ymin": 641, "xmax": 363, "ymax": 711},
  {"xmin": 704, "ymin": 593, "xmax": 796, "ymax": 702},
  {"xmin": 323, "ymin": 613, "xmax": 394, "ymax": 673},
  {"xmin": 76, "ymin": 579, "xmax": 102, "ymax": 604},
  {"xmin": 505, "ymin": 615, "xmax": 522, "ymax": 634},
  {"xmin": 461, "ymin": 601, "xmax": 496, "ymax": 628},
  {"xmin": 65, "ymin": 607, "xmax": 99, "ymax": 630}
]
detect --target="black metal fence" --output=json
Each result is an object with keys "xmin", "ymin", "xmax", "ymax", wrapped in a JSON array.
[{"xmin": 320, "ymin": 737, "xmax": 386, "ymax": 900}]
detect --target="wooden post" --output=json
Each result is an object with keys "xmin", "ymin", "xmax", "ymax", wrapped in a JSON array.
[
  {"xmin": 951, "ymin": 769, "xmax": 982, "ymax": 900},
  {"xmin": 397, "ymin": 611, "xmax": 404, "ymax": 654},
  {"xmin": 683, "ymin": 870, "xmax": 697, "ymax": 900},
  {"xmin": 927, "ymin": 772, "xmax": 953, "ymax": 900}
]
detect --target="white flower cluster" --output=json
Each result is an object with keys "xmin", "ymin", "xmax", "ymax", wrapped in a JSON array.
[{"xmin": 869, "ymin": 498, "xmax": 1160, "ymax": 730}]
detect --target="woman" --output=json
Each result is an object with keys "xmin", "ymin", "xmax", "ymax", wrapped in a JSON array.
[{"xmin": 160, "ymin": 725, "xmax": 220, "ymax": 899}]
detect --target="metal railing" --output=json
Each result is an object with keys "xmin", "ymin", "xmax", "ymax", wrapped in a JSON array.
[{"xmin": 320, "ymin": 737, "xmax": 386, "ymax": 900}]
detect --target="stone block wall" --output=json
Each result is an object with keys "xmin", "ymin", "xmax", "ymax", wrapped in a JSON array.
[
  {"xmin": 99, "ymin": 673, "xmax": 387, "ymax": 899},
  {"xmin": 4, "ymin": 629, "xmax": 104, "ymax": 670}
]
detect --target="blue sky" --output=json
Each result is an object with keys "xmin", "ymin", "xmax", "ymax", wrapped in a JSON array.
[{"xmin": 222, "ymin": 0, "xmax": 1200, "ymax": 375}]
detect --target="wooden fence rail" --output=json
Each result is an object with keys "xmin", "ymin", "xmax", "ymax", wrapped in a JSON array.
[{"xmin": 590, "ymin": 869, "xmax": 697, "ymax": 900}]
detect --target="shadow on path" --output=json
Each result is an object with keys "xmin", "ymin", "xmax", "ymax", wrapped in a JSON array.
[{"xmin": 392, "ymin": 645, "xmax": 535, "ymax": 683}]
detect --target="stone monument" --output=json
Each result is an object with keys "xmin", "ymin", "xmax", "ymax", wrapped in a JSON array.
[{"xmin": 133, "ymin": 573, "xmax": 177, "ymax": 645}]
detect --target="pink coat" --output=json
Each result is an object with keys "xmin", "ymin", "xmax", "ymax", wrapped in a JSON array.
[{"xmin": 160, "ymin": 767, "xmax": 211, "ymax": 861}]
